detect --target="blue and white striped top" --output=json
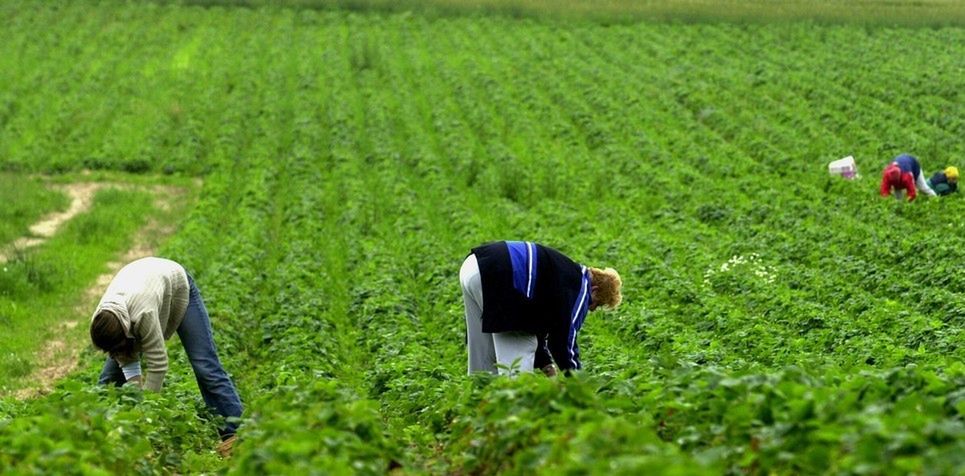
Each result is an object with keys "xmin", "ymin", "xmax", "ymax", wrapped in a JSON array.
[{"xmin": 507, "ymin": 241, "xmax": 591, "ymax": 370}]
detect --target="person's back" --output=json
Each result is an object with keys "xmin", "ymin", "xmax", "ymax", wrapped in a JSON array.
[
  {"xmin": 894, "ymin": 154, "xmax": 919, "ymax": 175},
  {"xmin": 928, "ymin": 166, "xmax": 959, "ymax": 196},
  {"xmin": 97, "ymin": 257, "xmax": 190, "ymax": 339},
  {"xmin": 880, "ymin": 153, "xmax": 937, "ymax": 201},
  {"xmin": 460, "ymin": 241, "xmax": 622, "ymax": 376}
]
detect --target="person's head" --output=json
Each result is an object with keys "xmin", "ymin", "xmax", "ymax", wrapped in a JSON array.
[
  {"xmin": 90, "ymin": 310, "xmax": 134, "ymax": 358},
  {"xmin": 588, "ymin": 267, "xmax": 622, "ymax": 311},
  {"xmin": 945, "ymin": 166, "xmax": 959, "ymax": 184},
  {"xmin": 885, "ymin": 164, "xmax": 901, "ymax": 185}
]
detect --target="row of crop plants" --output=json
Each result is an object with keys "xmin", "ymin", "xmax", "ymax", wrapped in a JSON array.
[
  {"xmin": 356, "ymin": 13, "xmax": 964, "ymax": 470},
  {"xmin": 628, "ymin": 24, "xmax": 965, "ymax": 368},
  {"xmin": 0, "ymin": 4, "xmax": 962, "ymax": 474},
  {"xmin": 278, "ymin": 14, "xmax": 964, "ymax": 472}
]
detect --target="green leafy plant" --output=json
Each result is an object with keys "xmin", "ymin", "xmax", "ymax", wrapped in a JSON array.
[{"xmin": 0, "ymin": 2, "xmax": 961, "ymax": 474}]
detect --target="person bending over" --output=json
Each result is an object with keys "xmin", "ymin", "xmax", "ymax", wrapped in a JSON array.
[
  {"xmin": 880, "ymin": 153, "xmax": 937, "ymax": 201},
  {"xmin": 928, "ymin": 166, "xmax": 958, "ymax": 196},
  {"xmin": 459, "ymin": 241, "xmax": 622, "ymax": 376},
  {"xmin": 89, "ymin": 257, "xmax": 242, "ymax": 455}
]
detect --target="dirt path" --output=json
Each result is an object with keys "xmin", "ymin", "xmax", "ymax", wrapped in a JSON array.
[
  {"xmin": 0, "ymin": 183, "xmax": 104, "ymax": 264},
  {"xmin": 11, "ymin": 182, "xmax": 195, "ymax": 399}
]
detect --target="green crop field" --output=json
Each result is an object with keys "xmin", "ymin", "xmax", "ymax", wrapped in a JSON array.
[{"xmin": 0, "ymin": 0, "xmax": 963, "ymax": 473}]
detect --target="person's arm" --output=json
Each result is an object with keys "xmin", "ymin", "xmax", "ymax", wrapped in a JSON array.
[
  {"xmin": 916, "ymin": 172, "xmax": 937, "ymax": 197},
  {"xmin": 121, "ymin": 360, "xmax": 142, "ymax": 386},
  {"xmin": 136, "ymin": 311, "xmax": 168, "ymax": 392},
  {"xmin": 547, "ymin": 320, "xmax": 581, "ymax": 374},
  {"xmin": 904, "ymin": 174, "xmax": 917, "ymax": 201},
  {"xmin": 548, "ymin": 338, "xmax": 580, "ymax": 374},
  {"xmin": 548, "ymin": 271, "xmax": 592, "ymax": 374},
  {"xmin": 880, "ymin": 173, "xmax": 891, "ymax": 197},
  {"xmin": 533, "ymin": 335, "xmax": 556, "ymax": 376}
]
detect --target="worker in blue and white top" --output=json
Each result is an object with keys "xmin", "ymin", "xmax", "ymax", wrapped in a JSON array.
[{"xmin": 459, "ymin": 241, "xmax": 622, "ymax": 376}]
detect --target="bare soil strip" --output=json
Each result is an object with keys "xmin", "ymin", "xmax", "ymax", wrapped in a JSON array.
[
  {"xmin": 10, "ymin": 182, "xmax": 194, "ymax": 399},
  {"xmin": 0, "ymin": 183, "xmax": 104, "ymax": 264}
]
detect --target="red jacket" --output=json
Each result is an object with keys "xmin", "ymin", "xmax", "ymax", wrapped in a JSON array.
[{"xmin": 880, "ymin": 163, "xmax": 917, "ymax": 201}]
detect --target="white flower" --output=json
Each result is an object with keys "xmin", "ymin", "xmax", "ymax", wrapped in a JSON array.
[{"xmin": 704, "ymin": 253, "xmax": 777, "ymax": 286}]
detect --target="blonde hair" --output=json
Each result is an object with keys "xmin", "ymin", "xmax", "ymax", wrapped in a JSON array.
[{"xmin": 589, "ymin": 267, "xmax": 622, "ymax": 310}]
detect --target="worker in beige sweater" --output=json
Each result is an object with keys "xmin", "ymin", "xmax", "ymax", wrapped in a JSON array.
[{"xmin": 89, "ymin": 257, "xmax": 242, "ymax": 451}]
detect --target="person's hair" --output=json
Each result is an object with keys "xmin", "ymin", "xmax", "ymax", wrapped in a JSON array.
[
  {"xmin": 90, "ymin": 310, "xmax": 128, "ymax": 353},
  {"xmin": 589, "ymin": 267, "xmax": 622, "ymax": 310}
]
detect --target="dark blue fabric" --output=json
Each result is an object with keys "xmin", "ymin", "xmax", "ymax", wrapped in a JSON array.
[
  {"xmin": 471, "ymin": 242, "xmax": 588, "ymax": 370},
  {"xmin": 535, "ymin": 335, "xmax": 552, "ymax": 369},
  {"xmin": 564, "ymin": 268, "xmax": 591, "ymax": 370},
  {"xmin": 97, "ymin": 356, "xmax": 126, "ymax": 386},
  {"xmin": 894, "ymin": 154, "xmax": 921, "ymax": 178},
  {"xmin": 929, "ymin": 171, "xmax": 958, "ymax": 195},
  {"xmin": 178, "ymin": 274, "xmax": 243, "ymax": 438}
]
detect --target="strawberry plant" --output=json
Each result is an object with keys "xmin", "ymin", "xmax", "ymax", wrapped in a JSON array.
[{"xmin": 0, "ymin": 1, "xmax": 962, "ymax": 474}]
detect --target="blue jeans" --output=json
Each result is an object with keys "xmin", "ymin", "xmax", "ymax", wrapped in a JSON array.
[{"xmin": 97, "ymin": 274, "xmax": 243, "ymax": 438}]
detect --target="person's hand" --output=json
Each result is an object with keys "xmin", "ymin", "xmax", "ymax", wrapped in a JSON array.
[
  {"xmin": 541, "ymin": 364, "xmax": 558, "ymax": 377},
  {"xmin": 125, "ymin": 375, "xmax": 143, "ymax": 388}
]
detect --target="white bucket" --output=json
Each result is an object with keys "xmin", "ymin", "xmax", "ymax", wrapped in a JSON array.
[{"xmin": 829, "ymin": 156, "xmax": 858, "ymax": 180}]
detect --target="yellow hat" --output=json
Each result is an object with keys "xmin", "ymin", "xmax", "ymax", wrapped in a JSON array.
[{"xmin": 946, "ymin": 166, "xmax": 959, "ymax": 180}]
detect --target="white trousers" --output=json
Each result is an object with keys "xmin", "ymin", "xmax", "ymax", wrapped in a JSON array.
[
  {"xmin": 460, "ymin": 254, "xmax": 537, "ymax": 375},
  {"xmin": 894, "ymin": 170, "xmax": 937, "ymax": 200}
]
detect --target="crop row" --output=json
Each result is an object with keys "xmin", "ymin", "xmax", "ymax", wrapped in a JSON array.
[{"xmin": 0, "ymin": 3, "xmax": 962, "ymax": 474}]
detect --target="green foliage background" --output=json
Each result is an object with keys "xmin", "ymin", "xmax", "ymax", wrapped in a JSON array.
[
  {"xmin": 0, "ymin": 188, "xmax": 157, "ymax": 388},
  {"xmin": 0, "ymin": 175, "xmax": 68, "ymax": 244},
  {"xmin": 0, "ymin": 0, "xmax": 962, "ymax": 473},
  {"xmin": 161, "ymin": 0, "xmax": 965, "ymax": 26}
]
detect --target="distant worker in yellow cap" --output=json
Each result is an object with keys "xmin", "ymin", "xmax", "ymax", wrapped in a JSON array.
[{"xmin": 928, "ymin": 166, "xmax": 959, "ymax": 196}]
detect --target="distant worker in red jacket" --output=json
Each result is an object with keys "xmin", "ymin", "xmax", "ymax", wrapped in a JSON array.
[
  {"xmin": 880, "ymin": 153, "xmax": 937, "ymax": 201},
  {"xmin": 459, "ymin": 241, "xmax": 622, "ymax": 376}
]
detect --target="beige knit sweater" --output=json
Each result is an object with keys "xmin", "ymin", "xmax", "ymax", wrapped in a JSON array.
[{"xmin": 92, "ymin": 257, "xmax": 190, "ymax": 391}]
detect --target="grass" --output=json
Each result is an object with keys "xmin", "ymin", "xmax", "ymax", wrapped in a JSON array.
[
  {"xmin": 167, "ymin": 0, "xmax": 965, "ymax": 26},
  {"xmin": 0, "ymin": 175, "xmax": 199, "ymax": 393},
  {"xmin": 0, "ymin": 188, "xmax": 152, "ymax": 387},
  {"xmin": 0, "ymin": 174, "xmax": 68, "ymax": 245},
  {"xmin": 0, "ymin": 1, "xmax": 961, "ymax": 473}
]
